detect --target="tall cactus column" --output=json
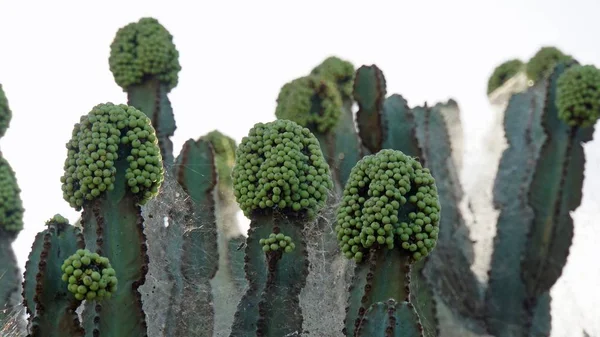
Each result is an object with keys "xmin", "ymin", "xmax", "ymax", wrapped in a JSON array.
[
  {"xmin": 109, "ymin": 17, "xmax": 181, "ymax": 167},
  {"xmin": 336, "ymin": 149, "xmax": 441, "ymax": 337},
  {"xmin": 0, "ymin": 84, "xmax": 25, "ymax": 333},
  {"xmin": 229, "ymin": 119, "xmax": 334, "ymax": 337},
  {"xmin": 60, "ymin": 102, "xmax": 164, "ymax": 336}
]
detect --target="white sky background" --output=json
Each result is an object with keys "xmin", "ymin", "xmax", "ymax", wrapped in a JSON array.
[{"xmin": 1, "ymin": 0, "xmax": 599, "ymax": 336}]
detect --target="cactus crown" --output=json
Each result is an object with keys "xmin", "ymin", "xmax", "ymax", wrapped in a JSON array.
[
  {"xmin": 60, "ymin": 103, "xmax": 164, "ymax": 210},
  {"xmin": 310, "ymin": 56, "xmax": 356, "ymax": 98},
  {"xmin": 109, "ymin": 17, "xmax": 181, "ymax": 92},
  {"xmin": 200, "ymin": 130, "xmax": 237, "ymax": 190},
  {"xmin": 487, "ymin": 59, "xmax": 524, "ymax": 94},
  {"xmin": 526, "ymin": 46, "xmax": 573, "ymax": 83},
  {"xmin": 335, "ymin": 149, "xmax": 440, "ymax": 263},
  {"xmin": 0, "ymin": 84, "xmax": 11, "ymax": 138},
  {"xmin": 556, "ymin": 64, "xmax": 600, "ymax": 128},
  {"xmin": 232, "ymin": 119, "xmax": 333, "ymax": 219},
  {"xmin": 275, "ymin": 76, "xmax": 343, "ymax": 133},
  {"xmin": 0, "ymin": 155, "xmax": 24, "ymax": 234}
]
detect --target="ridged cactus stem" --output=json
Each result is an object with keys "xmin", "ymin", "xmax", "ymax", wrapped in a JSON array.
[
  {"xmin": 163, "ymin": 138, "xmax": 218, "ymax": 337},
  {"xmin": 355, "ymin": 299, "xmax": 424, "ymax": 337},
  {"xmin": 80, "ymin": 157, "xmax": 149, "ymax": 336},
  {"xmin": 21, "ymin": 215, "xmax": 85, "ymax": 337},
  {"xmin": 230, "ymin": 120, "xmax": 334, "ymax": 337},
  {"xmin": 60, "ymin": 103, "xmax": 165, "ymax": 337},
  {"xmin": 345, "ymin": 249, "xmax": 412, "ymax": 336}
]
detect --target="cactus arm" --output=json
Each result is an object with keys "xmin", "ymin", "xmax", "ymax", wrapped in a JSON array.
[
  {"xmin": 127, "ymin": 80, "xmax": 176, "ymax": 167},
  {"xmin": 21, "ymin": 232, "xmax": 46, "ymax": 319},
  {"xmin": 229, "ymin": 219, "xmax": 272, "ymax": 336},
  {"xmin": 355, "ymin": 300, "xmax": 423, "ymax": 337},
  {"xmin": 166, "ymin": 138, "xmax": 218, "ymax": 336},
  {"xmin": 256, "ymin": 215, "xmax": 309, "ymax": 336},
  {"xmin": 485, "ymin": 76, "xmax": 550, "ymax": 336},
  {"xmin": 81, "ymin": 168, "xmax": 148, "ymax": 336},
  {"xmin": 381, "ymin": 94, "xmax": 423, "ymax": 159},
  {"xmin": 521, "ymin": 62, "xmax": 595, "ymax": 296},
  {"xmin": 353, "ymin": 65, "xmax": 387, "ymax": 154},
  {"xmin": 332, "ymin": 98, "xmax": 364, "ymax": 187},
  {"xmin": 345, "ymin": 250, "xmax": 412, "ymax": 336},
  {"xmin": 27, "ymin": 217, "xmax": 85, "ymax": 337}
]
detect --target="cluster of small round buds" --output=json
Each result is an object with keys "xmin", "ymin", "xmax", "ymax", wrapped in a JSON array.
[
  {"xmin": 109, "ymin": 17, "xmax": 181, "ymax": 92},
  {"xmin": 0, "ymin": 83, "xmax": 11, "ymax": 138},
  {"xmin": 310, "ymin": 56, "xmax": 356, "ymax": 98},
  {"xmin": 556, "ymin": 64, "xmax": 600, "ymax": 128},
  {"xmin": 0, "ymin": 156, "xmax": 24, "ymax": 234},
  {"xmin": 232, "ymin": 119, "xmax": 333, "ymax": 219},
  {"xmin": 275, "ymin": 76, "xmax": 343, "ymax": 133},
  {"xmin": 335, "ymin": 149, "xmax": 441, "ymax": 263},
  {"xmin": 259, "ymin": 232, "xmax": 296, "ymax": 253},
  {"xmin": 61, "ymin": 249, "xmax": 118, "ymax": 301},
  {"xmin": 60, "ymin": 103, "xmax": 164, "ymax": 210}
]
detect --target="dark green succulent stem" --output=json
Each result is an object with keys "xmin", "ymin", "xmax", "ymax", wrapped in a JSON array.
[
  {"xmin": 80, "ymin": 153, "xmax": 149, "ymax": 337},
  {"xmin": 344, "ymin": 249, "xmax": 412, "ymax": 337},
  {"xmin": 127, "ymin": 79, "xmax": 176, "ymax": 168},
  {"xmin": 486, "ymin": 61, "xmax": 592, "ymax": 337},
  {"xmin": 355, "ymin": 299, "xmax": 424, "ymax": 337},
  {"xmin": 353, "ymin": 65, "xmax": 387, "ymax": 155},
  {"xmin": 22, "ymin": 217, "xmax": 85, "ymax": 337},
  {"xmin": 230, "ymin": 213, "xmax": 309, "ymax": 337},
  {"xmin": 163, "ymin": 138, "xmax": 218, "ymax": 337},
  {"xmin": 0, "ymin": 233, "xmax": 22, "ymax": 331}
]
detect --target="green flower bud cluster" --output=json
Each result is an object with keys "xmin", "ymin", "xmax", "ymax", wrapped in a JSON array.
[
  {"xmin": 109, "ymin": 17, "xmax": 181, "ymax": 92},
  {"xmin": 335, "ymin": 149, "xmax": 441, "ymax": 263},
  {"xmin": 232, "ymin": 119, "xmax": 333, "ymax": 219},
  {"xmin": 48, "ymin": 213, "xmax": 69, "ymax": 225},
  {"xmin": 526, "ymin": 46, "xmax": 573, "ymax": 83},
  {"xmin": 201, "ymin": 130, "xmax": 237, "ymax": 190},
  {"xmin": 0, "ymin": 155, "xmax": 24, "ymax": 234},
  {"xmin": 0, "ymin": 84, "xmax": 11, "ymax": 138},
  {"xmin": 556, "ymin": 65, "xmax": 600, "ymax": 128},
  {"xmin": 60, "ymin": 103, "xmax": 164, "ymax": 210},
  {"xmin": 61, "ymin": 249, "xmax": 118, "ymax": 301},
  {"xmin": 275, "ymin": 76, "xmax": 343, "ymax": 133},
  {"xmin": 310, "ymin": 56, "xmax": 356, "ymax": 98},
  {"xmin": 259, "ymin": 232, "xmax": 296, "ymax": 253},
  {"xmin": 487, "ymin": 59, "xmax": 524, "ymax": 94}
]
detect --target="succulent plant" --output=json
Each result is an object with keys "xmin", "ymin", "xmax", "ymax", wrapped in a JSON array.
[
  {"xmin": 487, "ymin": 59, "xmax": 525, "ymax": 94},
  {"xmin": 526, "ymin": 46, "xmax": 573, "ymax": 83}
]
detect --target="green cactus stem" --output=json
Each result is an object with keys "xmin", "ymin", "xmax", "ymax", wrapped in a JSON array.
[
  {"xmin": 21, "ymin": 215, "xmax": 85, "ymax": 337},
  {"xmin": 486, "ymin": 60, "xmax": 597, "ymax": 337},
  {"xmin": 526, "ymin": 46, "xmax": 573, "ymax": 83},
  {"xmin": 110, "ymin": 17, "xmax": 181, "ymax": 167},
  {"xmin": 355, "ymin": 299, "xmax": 424, "ymax": 337},
  {"xmin": 336, "ymin": 149, "xmax": 441, "ymax": 337},
  {"xmin": 200, "ymin": 130, "xmax": 248, "ymax": 336},
  {"xmin": 60, "ymin": 102, "xmax": 164, "ymax": 336},
  {"xmin": 487, "ymin": 59, "xmax": 525, "ymax": 94},
  {"xmin": 229, "ymin": 119, "xmax": 333, "ymax": 337},
  {"xmin": 162, "ymin": 138, "xmax": 218, "ymax": 337}
]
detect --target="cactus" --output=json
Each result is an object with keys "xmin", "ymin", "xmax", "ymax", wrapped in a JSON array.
[
  {"xmin": 487, "ymin": 59, "xmax": 525, "ymax": 94},
  {"xmin": 21, "ymin": 215, "xmax": 85, "ymax": 337},
  {"xmin": 229, "ymin": 119, "xmax": 333, "ymax": 336},
  {"xmin": 525, "ymin": 46, "xmax": 573, "ymax": 83},
  {"xmin": 59, "ymin": 102, "xmax": 164, "ymax": 336},
  {"xmin": 0, "ymin": 83, "xmax": 25, "ymax": 334},
  {"xmin": 110, "ymin": 17, "xmax": 181, "ymax": 167},
  {"xmin": 9, "ymin": 16, "xmax": 600, "ymax": 337}
]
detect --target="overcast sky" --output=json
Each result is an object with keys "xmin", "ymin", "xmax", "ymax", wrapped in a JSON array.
[{"xmin": 1, "ymin": 1, "xmax": 599, "ymax": 336}]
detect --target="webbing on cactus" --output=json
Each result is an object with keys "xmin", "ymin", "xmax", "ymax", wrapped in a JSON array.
[
  {"xmin": 111, "ymin": 17, "xmax": 180, "ymax": 167},
  {"xmin": 22, "ymin": 215, "xmax": 85, "ymax": 337},
  {"xmin": 338, "ymin": 149, "xmax": 438, "ymax": 337},
  {"xmin": 230, "ymin": 119, "xmax": 333, "ymax": 337},
  {"xmin": 60, "ymin": 102, "xmax": 164, "ymax": 337}
]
